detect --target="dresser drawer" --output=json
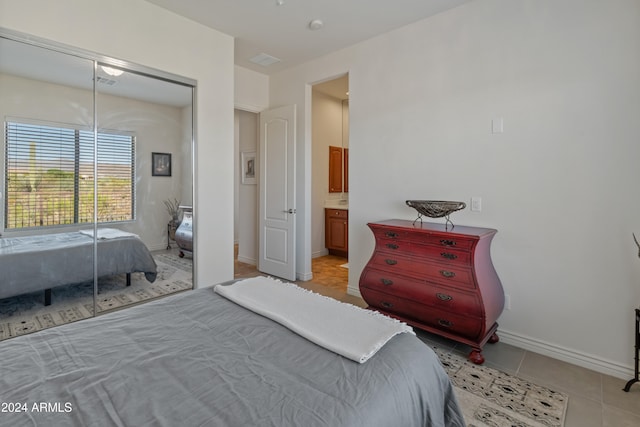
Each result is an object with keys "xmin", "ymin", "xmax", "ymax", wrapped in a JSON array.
[
  {"xmin": 360, "ymin": 268, "xmax": 483, "ymax": 317},
  {"xmin": 368, "ymin": 253, "xmax": 476, "ymax": 289},
  {"xmin": 325, "ymin": 208, "xmax": 348, "ymax": 219},
  {"xmin": 371, "ymin": 226, "xmax": 476, "ymax": 251},
  {"xmin": 361, "ymin": 288, "xmax": 482, "ymax": 340},
  {"xmin": 362, "ymin": 220, "xmax": 504, "ymax": 360},
  {"xmin": 375, "ymin": 238, "xmax": 472, "ymax": 265}
]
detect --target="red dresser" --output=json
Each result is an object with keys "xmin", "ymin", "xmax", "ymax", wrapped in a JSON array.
[{"xmin": 359, "ymin": 219, "xmax": 504, "ymax": 364}]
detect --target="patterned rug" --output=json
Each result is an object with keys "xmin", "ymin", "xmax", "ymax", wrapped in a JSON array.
[
  {"xmin": 0, "ymin": 250, "xmax": 192, "ymax": 341},
  {"xmin": 434, "ymin": 348, "xmax": 568, "ymax": 427}
]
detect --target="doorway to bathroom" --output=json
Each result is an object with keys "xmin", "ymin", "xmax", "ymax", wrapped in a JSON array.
[{"xmin": 311, "ymin": 74, "xmax": 349, "ymax": 292}]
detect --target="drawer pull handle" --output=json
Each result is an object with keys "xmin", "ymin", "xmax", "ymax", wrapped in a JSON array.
[
  {"xmin": 440, "ymin": 239, "xmax": 456, "ymax": 247},
  {"xmin": 436, "ymin": 293, "xmax": 453, "ymax": 301},
  {"xmin": 438, "ymin": 319, "xmax": 453, "ymax": 328},
  {"xmin": 386, "ymin": 243, "xmax": 399, "ymax": 250},
  {"xmin": 440, "ymin": 270, "xmax": 456, "ymax": 278},
  {"xmin": 381, "ymin": 301, "xmax": 393, "ymax": 309},
  {"xmin": 440, "ymin": 252, "xmax": 458, "ymax": 260},
  {"xmin": 381, "ymin": 278, "xmax": 394, "ymax": 286},
  {"xmin": 385, "ymin": 232, "xmax": 398, "ymax": 238},
  {"xmin": 385, "ymin": 259, "xmax": 398, "ymax": 265}
]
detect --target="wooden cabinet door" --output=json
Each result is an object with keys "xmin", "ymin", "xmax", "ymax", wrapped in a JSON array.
[
  {"xmin": 343, "ymin": 148, "xmax": 349, "ymax": 193},
  {"xmin": 329, "ymin": 145, "xmax": 343, "ymax": 193},
  {"xmin": 325, "ymin": 209, "xmax": 348, "ymax": 257},
  {"xmin": 327, "ymin": 217, "xmax": 347, "ymax": 250}
]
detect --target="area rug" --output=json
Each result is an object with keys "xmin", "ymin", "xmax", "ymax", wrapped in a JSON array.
[
  {"xmin": 433, "ymin": 348, "xmax": 568, "ymax": 427},
  {"xmin": 0, "ymin": 249, "xmax": 192, "ymax": 341}
]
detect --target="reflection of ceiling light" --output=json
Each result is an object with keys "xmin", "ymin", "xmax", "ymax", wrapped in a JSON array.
[
  {"xmin": 101, "ymin": 66, "xmax": 124, "ymax": 77},
  {"xmin": 276, "ymin": 0, "xmax": 284, "ymax": 5},
  {"xmin": 96, "ymin": 76, "xmax": 117, "ymax": 86},
  {"xmin": 309, "ymin": 19, "xmax": 324, "ymax": 30}
]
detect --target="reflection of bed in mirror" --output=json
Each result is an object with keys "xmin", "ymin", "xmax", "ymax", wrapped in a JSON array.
[
  {"xmin": 0, "ymin": 228, "xmax": 157, "ymax": 306},
  {"xmin": 0, "ymin": 278, "xmax": 464, "ymax": 426}
]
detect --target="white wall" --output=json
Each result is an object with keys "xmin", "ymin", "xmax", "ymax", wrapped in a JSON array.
[
  {"xmin": 235, "ymin": 65, "xmax": 269, "ymax": 113},
  {"xmin": 233, "ymin": 66, "xmax": 268, "ymax": 264},
  {"xmin": 269, "ymin": 0, "xmax": 640, "ymax": 378},
  {"xmin": 0, "ymin": 0, "xmax": 235, "ymax": 288},
  {"xmin": 235, "ymin": 109, "xmax": 258, "ymax": 264},
  {"xmin": 181, "ymin": 104, "xmax": 194, "ymax": 208},
  {"xmin": 100, "ymin": 85, "xmax": 188, "ymax": 251}
]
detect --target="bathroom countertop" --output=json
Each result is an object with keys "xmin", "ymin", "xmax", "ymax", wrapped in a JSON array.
[{"xmin": 324, "ymin": 200, "xmax": 348, "ymax": 210}]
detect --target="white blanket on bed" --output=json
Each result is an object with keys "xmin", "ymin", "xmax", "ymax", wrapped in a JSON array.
[
  {"xmin": 79, "ymin": 228, "xmax": 139, "ymax": 240},
  {"xmin": 214, "ymin": 276, "xmax": 414, "ymax": 363}
]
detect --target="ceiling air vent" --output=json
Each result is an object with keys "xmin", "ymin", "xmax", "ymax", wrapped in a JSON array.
[
  {"xmin": 96, "ymin": 76, "xmax": 117, "ymax": 86},
  {"xmin": 249, "ymin": 53, "xmax": 281, "ymax": 67}
]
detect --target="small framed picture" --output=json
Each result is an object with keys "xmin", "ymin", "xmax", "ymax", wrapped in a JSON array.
[
  {"xmin": 241, "ymin": 151, "xmax": 257, "ymax": 185},
  {"xmin": 152, "ymin": 152, "xmax": 172, "ymax": 177}
]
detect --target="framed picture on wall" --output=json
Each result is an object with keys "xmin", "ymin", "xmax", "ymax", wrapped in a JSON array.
[
  {"xmin": 152, "ymin": 152, "xmax": 172, "ymax": 177},
  {"xmin": 241, "ymin": 151, "xmax": 256, "ymax": 185}
]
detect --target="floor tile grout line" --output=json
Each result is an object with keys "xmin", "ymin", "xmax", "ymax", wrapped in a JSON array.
[{"xmin": 515, "ymin": 349, "xmax": 526, "ymax": 377}]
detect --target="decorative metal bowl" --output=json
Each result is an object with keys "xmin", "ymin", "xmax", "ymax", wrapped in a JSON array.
[{"xmin": 406, "ymin": 200, "xmax": 466, "ymax": 228}]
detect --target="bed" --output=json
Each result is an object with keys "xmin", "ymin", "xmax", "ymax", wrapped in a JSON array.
[
  {"xmin": 0, "ymin": 228, "xmax": 157, "ymax": 305},
  {"xmin": 0, "ymin": 277, "xmax": 465, "ymax": 427}
]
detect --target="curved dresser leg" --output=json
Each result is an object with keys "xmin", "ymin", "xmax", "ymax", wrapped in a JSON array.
[
  {"xmin": 488, "ymin": 333, "xmax": 500, "ymax": 344},
  {"xmin": 469, "ymin": 350, "xmax": 485, "ymax": 365}
]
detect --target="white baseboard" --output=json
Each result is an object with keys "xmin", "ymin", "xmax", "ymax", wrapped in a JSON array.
[
  {"xmin": 312, "ymin": 249, "xmax": 329, "ymax": 258},
  {"xmin": 498, "ymin": 329, "xmax": 634, "ymax": 380},
  {"xmin": 347, "ymin": 283, "xmax": 362, "ymax": 298},
  {"xmin": 237, "ymin": 255, "xmax": 256, "ymax": 265},
  {"xmin": 150, "ymin": 242, "xmax": 169, "ymax": 251},
  {"xmin": 297, "ymin": 271, "xmax": 313, "ymax": 281},
  {"xmin": 337, "ymin": 285, "xmax": 634, "ymax": 379},
  {"xmin": 299, "ymin": 249, "xmax": 333, "ymax": 281}
]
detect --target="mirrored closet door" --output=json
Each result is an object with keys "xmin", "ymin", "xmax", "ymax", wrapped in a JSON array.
[{"xmin": 0, "ymin": 31, "xmax": 195, "ymax": 341}]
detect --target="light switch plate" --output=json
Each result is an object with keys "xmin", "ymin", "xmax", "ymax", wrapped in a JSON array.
[
  {"xmin": 492, "ymin": 117, "xmax": 504, "ymax": 134},
  {"xmin": 471, "ymin": 197, "xmax": 482, "ymax": 212}
]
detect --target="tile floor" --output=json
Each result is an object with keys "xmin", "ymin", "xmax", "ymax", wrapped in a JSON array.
[{"xmin": 235, "ymin": 253, "xmax": 640, "ymax": 426}]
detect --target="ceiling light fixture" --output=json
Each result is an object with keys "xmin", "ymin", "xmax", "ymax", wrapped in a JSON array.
[
  {"xmin": 308, "ymin": 19, "xmax": 324, "ymax": 31},
  {"xmin": 276, "ymin": 0, "xmax": 284, "ymax": 5},
  {"xmin": 101, "ymin": 66, "xmax": 124, "ymax": 77}
]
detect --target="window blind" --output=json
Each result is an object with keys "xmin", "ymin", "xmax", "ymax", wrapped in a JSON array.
[{"xmin": 4, "ymin": 121, "xmax": 135, "ymax": 229}]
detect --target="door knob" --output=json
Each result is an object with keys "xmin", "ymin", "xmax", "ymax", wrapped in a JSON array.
[{"xmin": 283, "ymin": 209, "xmax": 296, "ymax": 214}]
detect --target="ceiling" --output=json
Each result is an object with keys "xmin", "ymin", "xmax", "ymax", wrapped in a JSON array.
[
  {"xmin": 0, "ymin": 0, "xmax": 472, "ymax": 107},
  {"xmin": 144, "ymin": 0, "xmax": 473, "ymax": 75}
]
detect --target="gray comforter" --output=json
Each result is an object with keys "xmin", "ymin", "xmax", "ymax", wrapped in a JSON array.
[
  {"xmin": 0, "ymin": 231, "xmax": 157, "ymax": 301},
  {"xmin": 0, "ymin": 286, "xmax": 465, "ymax": 427}
]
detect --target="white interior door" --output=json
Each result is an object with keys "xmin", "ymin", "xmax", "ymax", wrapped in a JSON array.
[{"xmin": 258, "ymin": 105, "xmax": 296, "ymax": 281}]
